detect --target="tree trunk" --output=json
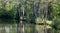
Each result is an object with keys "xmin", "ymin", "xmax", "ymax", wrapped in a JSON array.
[{"xmin": 43, "ymin": 0, "xmax": 48, "ymax": 33}]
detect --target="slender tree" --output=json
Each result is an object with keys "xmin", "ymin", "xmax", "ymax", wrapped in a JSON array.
[
  {"xmin": 42, "ymin": 0, "xmax": 48, "ymax": 33},
  {"xmin": 17, "ymin": 0, "xmax": 25, "ymax": 33}
]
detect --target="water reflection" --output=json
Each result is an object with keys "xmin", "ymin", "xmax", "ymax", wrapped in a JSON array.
[
  {"xmin": 0, "ymin": 19, "xmax": 44, "ymax": 33},
  {"xmin": 0, "ymin": 19, "xmax": 17, "ymax": 33}
]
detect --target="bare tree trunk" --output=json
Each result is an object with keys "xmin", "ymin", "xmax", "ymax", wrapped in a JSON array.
[
  {"xmin": 17, "ymin": 0, "xmax": 25, "ymax": 33},
  {"xmin": 42, "ymin": 0, "xmax": 48, "ymax": 33},
  {"xmin": 20, "ymin": 5, "xmax": 25, "ymax": 33}
]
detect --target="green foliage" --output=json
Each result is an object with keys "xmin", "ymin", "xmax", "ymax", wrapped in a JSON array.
[
  {"xmin": 51, "ymin": 1, "xmax": 60, "ymax": 31},
  {"xmin": 0, "ymin": 0, "xmax": 60, "ymax": 30},
  {"xmin": 0, "ymin": 0, "xmax": 17, "ymax": 19}
]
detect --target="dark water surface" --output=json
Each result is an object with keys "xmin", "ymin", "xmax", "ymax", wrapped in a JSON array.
[{"xmin": 0, "ymin": 19, "xmax": 45, "ymax": 33}]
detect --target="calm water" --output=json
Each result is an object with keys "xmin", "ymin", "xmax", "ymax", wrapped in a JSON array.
[
  {"xmin": 0, "ymin": 19, "xmax": 17, "ymax": 33},
  {"xmin": 0, "ymin": 19, "xmax": 46, "ymax": 33}
]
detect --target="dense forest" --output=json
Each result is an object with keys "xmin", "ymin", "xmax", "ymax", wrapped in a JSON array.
[{"xmin": 0, "ymin": 0, "xmax": 60, "ymax": 33}]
